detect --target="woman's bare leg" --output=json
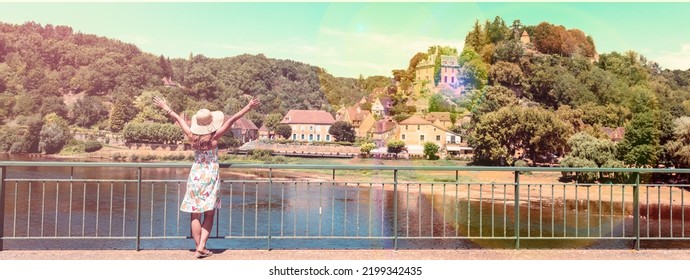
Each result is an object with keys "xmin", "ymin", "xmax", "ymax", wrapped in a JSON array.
[
  {"xmin": 198, "ymin": 210, "xmax": 215, "ymax": 251},
  {"xmin": 190, "ymin": 213, "xmax": 202, "ymax": 249}
]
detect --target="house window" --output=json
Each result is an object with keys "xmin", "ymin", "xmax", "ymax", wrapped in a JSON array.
[
  {"xmin": 301, "ymin": 134, "xmax": 305, "ymax": 140},
  {"xmin": 326, "ymin": 135, "xmax": 331, "ymax": 141},
  {"xmin": 420, "ymin": 135, "xmax": 425, "ymax": 141},
  {"xmin": 317, "ymin": 134, "xmax": 321, "ymax": 141},
  {"xmin": 406, "ymin": 125, "xmax": 408, "ymax": 130},
  {"xmin": 309, "ymin": 126, "xmax": 313, "ymax": 131},
  {"xmin": 402, "ymin": 134, "xmax": 406, "ymax": 140},
  {"xmin": 417, "ymin": 125, "xmax": 420, "ymax": 130},
  {"xmin": 436, "ymin": 135, "xmax": 441, "ymax": 141},
  {"xmin": 309, "ymin": 134, "xmax": 313, "ymax": 141},
  {"xmin": 292, "ymin": 134, "xmax": 296, "ymax": 140},
  {"xmin": 444, "ymin": 76, "xmax": 447, "ymax": 83},
  {"xmin": 451, "ymin": 76, "xmax": 455, "ymax": 84}
]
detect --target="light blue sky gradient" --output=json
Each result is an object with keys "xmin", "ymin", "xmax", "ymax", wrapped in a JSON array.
[{"xmin": 1, "ymin": 2, "xmax": 689, "ymax": 78}]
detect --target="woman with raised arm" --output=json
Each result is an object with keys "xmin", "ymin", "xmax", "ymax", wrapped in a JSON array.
[{"xmin": 153, "ymin": 96, "xmax": 260, "ymax": 258}]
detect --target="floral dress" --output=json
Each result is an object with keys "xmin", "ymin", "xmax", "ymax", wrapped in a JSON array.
[{"xmin": 180, "ymin": 148, "xmax": 221, "ymax": 213}]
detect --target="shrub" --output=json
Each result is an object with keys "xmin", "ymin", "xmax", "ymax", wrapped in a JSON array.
[
  {"xmin": 84, "ymin": 141, "xmax": 103, "ymax": 152},
  {"xmin": 249, "ymin": 149, "xmax": 274, "ymax": 161},
  {"xmin": 423, "ymin": 142, "xmax": 439, "ymax": 160},
  {"xmin": 60, "ymin": 139, "xmax": 85, "ymax": 155},
  {"xmin": 360, "ymin": 142, "xmax": 376, "ymax": 157}
]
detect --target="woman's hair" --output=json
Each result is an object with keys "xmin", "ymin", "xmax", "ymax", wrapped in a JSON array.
[{"xmin": 190, "ymin": 132, "xmax": 215, "ymax": 150}]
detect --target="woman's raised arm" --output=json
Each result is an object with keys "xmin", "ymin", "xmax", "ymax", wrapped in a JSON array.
[{"xmin": 213, "ymin": 97, "xmax": 261, "ymax": 139}]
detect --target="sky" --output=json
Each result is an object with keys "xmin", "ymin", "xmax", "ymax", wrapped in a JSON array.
[{"xmin": 1, "ymin": 2, "xmax": 690, "ymax": 78}]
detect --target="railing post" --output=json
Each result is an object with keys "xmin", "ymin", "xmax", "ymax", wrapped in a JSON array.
[
  {"xmin": 0, "ymin": 166, "xmax": 6, "ymax": 251},
  {"xmin": 332, "ymin": 169, "xmax": 335, "ymax": 181},
  {"xmin": 633, "ymin": 172, "xmax": 640, "ymax": 250},
  {"xmin": 267, "ymin": 168, "xmax": 272, "ymax": 251},
  {"xmin": 514, "ymin": 170, "xmax": 520, "ymax": 250},
  {"xmin": 393, "ymin": 169, "xmax": 398, "ymax": 250},
  {"xmin": 136, "ymin": 167, "xmax": 142, "ymax": 251}
]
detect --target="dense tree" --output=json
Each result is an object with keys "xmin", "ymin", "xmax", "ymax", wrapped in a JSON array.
[
  {"xmin": 492, "ymin": 40, "xmax": 524, "ymax": 63},
  {"xmin": 617, "ymin": 112, "xmax": 661, "ymax": 167},
  {"xmin": 466, "ymin": 85, "xmax": 518, "ymax": 123},
  {"xmin": 428, "ymin": 93, "xmax": 452, "ymax": 112},
  {"xmin": 328, "ymin": 121, "xmax": 356, "ymax": 142},
  {"xmin": 109, "ymin": 95, "xmax": 137, "ymax": 132},
  {"xmin": 39, "ymin": 113, "xmax": 71, "ymax": 154},
  {"xmin": 489, "ymin": 61, "xmax": 525, "ymax": 96},
  {"xmin": 263, "ymin": 113, "xmax": 283, "ymax": 131},
  {"xmin": 71, "ymin": 96, "xmax": 108, "ymax": 127},
  {"xmin": 458, "ymin": 48, "xmax": 488, "ymax": 90},
  {"xmin": 598, "ymin": 51, "xmax": 649, "ymax": 87},
  {"xmin": 664, "ymin": 117, "xmax": 690, "ymax": 168},
  {"xmin": 470, "ymin": 106, "xmax": 569, "ymax": 165},
  {"xmin": 564, "ymin": 132, "xmax": 617, "ymax": 167},
  {"xmin": 275, "ymin": 124, "xmax": 292, "ymax": 139}
]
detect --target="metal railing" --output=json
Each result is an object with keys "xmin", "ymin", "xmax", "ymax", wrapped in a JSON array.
[{"xmin": 1, "ymin": 161, "xmax": 689, "ymax": 250}]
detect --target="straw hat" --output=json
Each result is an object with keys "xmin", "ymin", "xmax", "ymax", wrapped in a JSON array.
[{"xmin": 190, "ymin": 109, "xmax": 224, "ymax": 135}]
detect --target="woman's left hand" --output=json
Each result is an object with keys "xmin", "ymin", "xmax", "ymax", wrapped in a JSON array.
[{"xmin": 246, "ymin": 97, "xmax": 261, "ymax": 110}]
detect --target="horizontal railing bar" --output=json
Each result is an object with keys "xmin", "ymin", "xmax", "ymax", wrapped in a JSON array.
[
  {"xmin": 2, "ymin": 161, "xmax": 690, "ymax": 173},
  {"xmin": 5, "ymin": 236, "xmax": 660, "ymax": 240},
  {"xmin": 3, "ymin": 237, "xmax": 138, "ymax": 240},
  {"xmin": 8, "ymin": 179, "xmax": 139, "ymax": 183}
]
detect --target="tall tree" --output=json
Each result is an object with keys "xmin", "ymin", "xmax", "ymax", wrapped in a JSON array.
[{"xmin": 617, "ymin": 112, "xmax": 661, "ymax": 167}]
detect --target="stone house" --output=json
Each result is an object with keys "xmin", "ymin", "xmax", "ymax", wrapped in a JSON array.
[{"xmin": 280, "ymin": 110, "xmax": 336, "ymax": 142}]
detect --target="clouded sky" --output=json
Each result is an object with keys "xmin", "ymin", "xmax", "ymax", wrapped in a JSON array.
[{"xmin": 1, "ymin": 2, "xmax": 689, "ymax": 78}]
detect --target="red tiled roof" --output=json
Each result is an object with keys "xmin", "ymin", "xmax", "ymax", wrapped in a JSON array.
[
  {"xmin": 400, "ymin": 115, "xmax": 448, "ymax": 131},
  {"xmin": 258, "ymin": 124, "xmax": 269, "ymax": 132},
  {"xmin": 232, "ymin": 118, "xmax": 258, "ymax": 130},
  {"xmin": 374, "ymin": 119, "xmax": 397, "ymax": 134},
  {"xmin": 348, "ymin": 106, "xmax": 370, "ymax": 122},
  {"xmin": 426, "ymin": 112, "xmax": 451, "ymax": 122},
  {"xmin": 399, "ymin": 115, "xmax": 430, "ymax": 125},
  {"xmin": 280, "ymin": 110, "xmax": 335, "ymax": 125}
]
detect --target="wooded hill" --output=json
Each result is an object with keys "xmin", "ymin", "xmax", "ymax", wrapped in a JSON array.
[
  {"xmin": 399, "ymin": 17, "xmax": 690, "ymax": 171},
  {"xmin": 0, "ymin": 21, "xmax": 390, "ymax": 153}
]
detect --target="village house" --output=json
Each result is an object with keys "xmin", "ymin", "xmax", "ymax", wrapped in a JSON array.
[
  {"xmin": 230, "ymin": 118, "xmax": 259, "ymax": 143},
  {"xmin": 425, "ymin": 112, "xmax": 453, "ymax": 129},
  {"xmin": 336, "ymin": 105, "xmax": 376, "ymax": 138},
  {"xmin": 280, "ymin": 110, "xmax": 336, "ymax": 142},
  {"xmin": 371, "ymin": 96, "xmax": 393, "ymax": 117},
  {"xmin": 371, "ymin": 117, "xmax": 397, "ymax": 143},
  {"xmin": 397, "ymin": 115, "xmax": 470, "ymax": 156},
  {"xmin": 258, "ymin": 124, "xmax": 273, "ymax": 140},
  {"xmin": 413, "ymin": 46, "xmax": 463, "ymax": 97}
]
